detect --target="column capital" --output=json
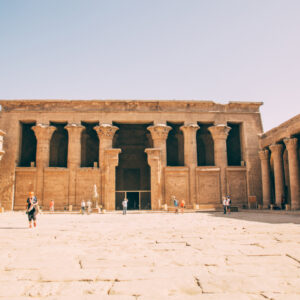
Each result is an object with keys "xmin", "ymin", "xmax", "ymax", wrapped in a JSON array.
[
  {"xmin": 94, "ymin": 124, "xmax": 119, "ymax": 140},
  {"xmin": 208, "ymin": 124, "xmax": 231, "ymax": 140},
  {"xmin": 32, "ymin": 124, "xmax": 56, "ymax": 142},
  {"xmin": 269, "ymin": 143, "xmax": 283, "ymax": 155},
  {"xmin": 147, "ymin": 124, "xmax": 171, "ymax": 140},
  {"xmin": 283, "ymin": 138, "xmax": 298, "ymax": 152},
  {"xmin": 180, "ymin": 123, "xmax": 200, "ymax": 134},
  {"xmin": 65, "ymin": 123, "xmax": 85, "ymax": 133},
  {"xmin": 259, "ymin": 149, "xmax": 270, "ymax": 161}
]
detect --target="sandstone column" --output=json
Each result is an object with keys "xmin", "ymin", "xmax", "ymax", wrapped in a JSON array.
[
  {"xmin": 94, "ymin": 124, "xmax": 119, "ymax": 168},
  {"xmin": 103, "ymin": 148, "xmax": 121, "ymax": 210},
  {"xmin": 94, "ymin": 124, "xmax": 119, "ymax": 208},
  {"xmin": 269, "ymin": 143, "xmax": 284, "ymax": 207},
  {"xmin": 147, "ymin": 124, "xmax": 171, "ymax": 166},
  {"xmin": 208, "ymin": 125, "xmax": 231, "ymax": 199},
  {"xmin": 0, "ymin": 130, "xmax": 5, "ymax": 161},
  {"xmin": 259, "ymin": 149, "xmax": 272, "ymax": 208},
  {"xmin": 145, "ymin": 148, "xmax": 163, "ymax": 210},
  {"xmin": 284, "ymin": 138, "xmax": 300, "ymax": 209},
  {"xmin": 180, "ymin": 124, "xmax": 199, "ymax": 205},
  {"xmin": 65, "ymin": 124, "xmax": 84, "ymax": 207},
  {"xmin": 32, "ymin": 124, "xmax": 56, "ymax": 205}
]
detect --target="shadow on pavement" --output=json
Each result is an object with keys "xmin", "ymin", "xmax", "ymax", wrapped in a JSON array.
[{"xmin": 200, "ymin": 211, "xmax": 300, "ymax": 225}]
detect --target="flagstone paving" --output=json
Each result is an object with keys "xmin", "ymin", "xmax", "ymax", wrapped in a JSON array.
[{"xmin": 0, "ymin": 211, "xmax": 300, "ymax": 299}]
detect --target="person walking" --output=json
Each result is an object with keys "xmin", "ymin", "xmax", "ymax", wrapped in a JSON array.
[
  {"xmin": 87, "ymin": 199, "xmax": 92, "ymax": 214},
  {"xmin": 226, "ymin": 195, "xmax": 231, "ymax": 214},
  {"xmin": 81, "ymin": 200, "xmax": 86, "ymax": 214},
  {"xmin": 49, "ymin": 200, "xmax": 54, "ymax": 212},
  {"xmin": 222, "ymin": 196, "xmax": 227, "ymax": 214},
  {"xmin": 122, "ymin": 198, "xmax": 128, "ymax": 215},
  {"xmin": 26, "ymin": 191, "xmax": 38, "ymax": 228},
  {"xmin": 172, "ymin": 195, "xmax": 179, "ymax": 213},
  {"xmin": 180, "ymin": 199, "xmax": 185, "ymax": 213}
]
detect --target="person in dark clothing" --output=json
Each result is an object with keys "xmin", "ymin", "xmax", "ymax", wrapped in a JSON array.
[{"xmin": 26, "ymin": 192, "xmax": 38, "ymax": 228}]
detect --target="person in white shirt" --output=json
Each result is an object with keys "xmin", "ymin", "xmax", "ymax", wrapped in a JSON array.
[{"xmin": 81, "ymin": 200, "xmax": 86, "ymax": 214}]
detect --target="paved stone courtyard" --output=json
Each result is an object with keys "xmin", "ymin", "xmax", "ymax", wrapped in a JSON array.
[{"xmin": 0, "ymin": 211, "xmax": 300, "ymax": 300}]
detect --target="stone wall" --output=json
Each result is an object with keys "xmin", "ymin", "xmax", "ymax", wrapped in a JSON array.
[{"xmin": 0, "ymin": 100, "xmax": 264, "ymax": 211}]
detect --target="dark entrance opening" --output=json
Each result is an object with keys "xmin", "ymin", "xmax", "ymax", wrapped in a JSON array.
[
  {"xmin": 197, "ymin": 122, "xmax": 214, "ymax": 166},
  {"xmin": 227, "ymin": 123, "xmax": 242, "ymax": 166},
  {"xmin": 19, "ymin": 122, "xmax": 37, "ymax": 167},
  {"xmin": 113, "ymin": 123, "xmax": 152, "ymax": 210},
  {"xmin": 81, "ymin": 122, "xmax": 99, "ymax": 167},
  {"xmin": 49, "ymin": 122, "xmax": 68, "ymax": 167},
  {"xmin": 166, "ymin": 122, "xmax": 184, "ymax": 166}
]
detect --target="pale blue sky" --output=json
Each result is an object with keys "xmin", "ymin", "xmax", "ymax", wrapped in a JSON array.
[{"xmin": 0, "ymin": 0, "xmax": 299, "ymax": 131}]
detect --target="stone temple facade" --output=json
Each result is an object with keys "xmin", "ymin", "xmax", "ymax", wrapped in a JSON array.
[
  {"xmin": 259, "ymin": 114, "xmax": 300, "ymax": 210},
  {"xmin": 0, "ymin": 100, "xmax": 263, "ymax": 211}
]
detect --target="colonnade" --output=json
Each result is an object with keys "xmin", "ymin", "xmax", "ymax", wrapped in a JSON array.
[
  {"xmin": 259, "ymin": 138, "xmax": 300, "ymax": 210},
  {"xmin": 31, "ymin": 122, "xmax": 233, "ymax": 208}
]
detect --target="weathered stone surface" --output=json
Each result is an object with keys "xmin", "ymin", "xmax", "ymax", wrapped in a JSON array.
[
  {"xmin": 0, "ymin": 211, "xmax": 299, "ymax": 299},
  {"xmin": 0, "ymin": 100, "xmax": 264, "ymax": 211}
]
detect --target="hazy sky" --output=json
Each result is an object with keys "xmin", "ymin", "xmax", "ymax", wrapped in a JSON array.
[{"xmin": 0, "ymin": 0, "xmax": 299, "ymax": 131}]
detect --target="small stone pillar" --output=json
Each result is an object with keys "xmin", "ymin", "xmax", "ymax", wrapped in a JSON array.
[
  {"xmin": 94, "ymin": 124, "xmax": 119, "ymax": 209},
  {"xmin": 147, "ymin": 124, "xmax": 171, "ymax": 166},
  {"xmin": 94, "ymin": 124, "xmax": 119, "ymax": 168},
  {"xmin": 180, "ymin": 124, "xmax": 199, "ymax": 205},
  {"xmin": 208, "ymin": 124, "xmax": 231, "ymax": 199},
  {"xmin": 269, "ymin": 143, "xmax": 284, "ymax": 207},
  {"xmin": 0, "ymin": 130, "xmax": 6, "ymax": 161},
  {"xmin": 259, "ymin": 149, "xmax": 272, "ymax": 208},
  {"xmin": 65, "ymin": 124, "xmax": 84, "ymax": 208},
  {"xmin": 32, "ymin": 124, "xmax": 56, "ymax": 204},
  {"xmin": 145, "ymin": 148, "xmax": 163, "ymax": 210},
  {"xmin": 103, "ymin": 148, "xmax": 121, "ymax": 210},
  {"xmin": 284, "ymin": 138, "xmax": 300, "ymax": 210}
]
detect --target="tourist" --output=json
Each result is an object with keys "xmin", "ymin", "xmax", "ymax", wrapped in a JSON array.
[
  {"xmin": 222, "ymin": 196, "xmax": 227, "ymax": 214},
  {"xmin": 226, "ymin": 195, "xmax": 231, "ymax": 214},
  {"xmin": 81, "ymin": 200, "xmax": 86, "ymax": 214},
  {"xmin": 87, "ymin": 199, "xmax": 92, "ymax": 214},
  {"xmin": 172, "ymin": 195, "xmax": 179, "ymax": 213},
  {"xmin": 26, "ymin": 191, "xmax": 38, "ymax": 228},
  {"xmin": 180, "ymin": 199, "xmax": 185, "ymax": 213},
  {"xmin": 122, "ymin": 198, "xmax": 128, "ymax": 215},
  {"xmin": 49, "ymin": 200, "xmax": 54, "ymax": 212}
]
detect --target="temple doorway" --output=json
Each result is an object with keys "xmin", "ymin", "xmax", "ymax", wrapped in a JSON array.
[{"xmin": 113, "ymin": 123, "xmax": 153, "ymax": 210}]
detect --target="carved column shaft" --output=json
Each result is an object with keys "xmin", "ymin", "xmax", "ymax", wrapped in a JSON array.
[
  {"xmin": 284, "ymin": 138, "xmax": 300, "ymax": 209},
  {"xmin": 269, "ymin": 143, "xmax": 284, "ymax": 207},
  {"xmin": 65, "ymin": 124, "xmax": 84, "ymax": 207},
  {"xmin": 94, "ymin": 124, "xmax": 119, "ymax": 209},
  {"xmin": 94, "ymin": 124, "xmax": 119, "ymax": 168},
  {"xmin": 147, "ymin": 124, "xmax": 171, "ymax": 166},
  {"xmin": 208, "ymin": 125, "xmax": 231, "ymax": 199},
  {"xmin": 145, "ymin": 148, "xmax": 163, "ymax": 210},
  {"xmin": 32, "ymin": 124, "xmax": 56, "ymax": 204},
  {"xmin": 180, "ymin": 124, "xmax": 199, "ymax": 205},
  {"xmin": 259, "ymin": 149, "xmax": 271, "ymax": 208},
  {"xmin": 103, "ymin": 148, "xmax": 121, "ymax": 210}
]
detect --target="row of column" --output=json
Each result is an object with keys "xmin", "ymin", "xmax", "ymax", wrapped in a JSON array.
[
  {"xmin": 31, "ymin": 122, "xmax": 232, "ymax": 208},
  {"xmin": 0, "ymin": 130, "xmax": 5, "ymax": 161},
  {"xmin": 259, "ymin": 138, "xmax": 300, "ymax": 209}
]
